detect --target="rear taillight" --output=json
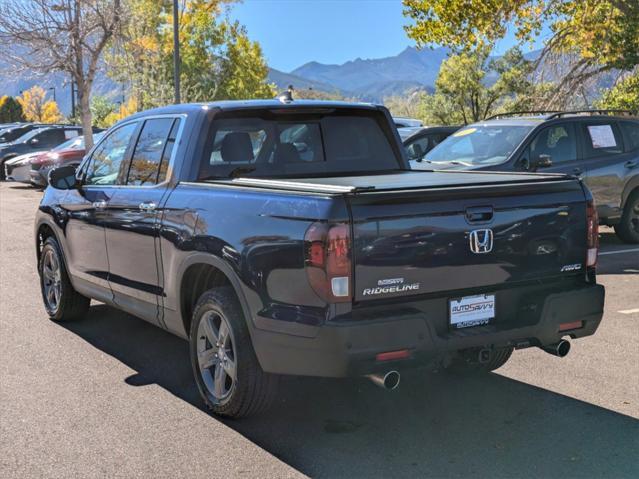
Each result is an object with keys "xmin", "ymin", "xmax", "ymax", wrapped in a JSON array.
[
  {"xmin": 586, "ymin": 201, "xmax": 599, "ymax": 268},
  {"xmin": 304, "ymin": 222, "xmax": 352, "ymax": 302}
]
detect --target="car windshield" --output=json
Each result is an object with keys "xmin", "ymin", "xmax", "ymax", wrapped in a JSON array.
[
  {"xmin": 199, "ymin": 110, "xmax": 402, "ymax": 179},
  {"xmin": 422, "ymin": 124, "xmax": 534, "ymax": 166}
]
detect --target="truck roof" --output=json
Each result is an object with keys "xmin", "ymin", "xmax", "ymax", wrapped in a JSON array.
[{"xmin": 126, "ymin": 99, "xmax": 381, "ymax": 120}]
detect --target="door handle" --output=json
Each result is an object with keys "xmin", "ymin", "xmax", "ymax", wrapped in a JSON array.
[
  {"xmin": 625, "ymin": 160, "xmax": 638, "ymax": 169},
  {"xmin": 139, "ymin": 202, "xmax": 157, "ymax": 211},
  {"xmin": 92, "ymin": 200, "xmax": 107, "ymax": 209}
]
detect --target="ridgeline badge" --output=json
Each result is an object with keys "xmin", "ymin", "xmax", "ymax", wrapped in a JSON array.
[{"xmin": 362, "ymin": 278, "xmax": 420, "ymax": 296}]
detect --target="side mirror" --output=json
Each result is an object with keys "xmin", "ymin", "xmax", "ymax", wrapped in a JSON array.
[
  {"xmin": 534, "ymin": 155, "xmax": 552, "ymax": 168},
  {"xmin": 523, "ymin": 154, "xmax": 553, "ymax": 171},
  {"xmin": 29, "ymin": 138, "xmax": 39, "ymax": 145},
  {"xmin": 48, "ymin": 165, "xmax": 79, "ymax": 190}
]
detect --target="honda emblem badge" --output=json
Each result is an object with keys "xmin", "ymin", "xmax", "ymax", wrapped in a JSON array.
[{"xmin": 469, "ymin": 229, "xmax": 493, "ymax": 254}]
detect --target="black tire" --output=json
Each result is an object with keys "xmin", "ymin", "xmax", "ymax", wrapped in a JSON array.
[
  {"xmin": 38, "ymin": 237, "xmax": 90, "ymax": 321},
  {"xmin": 614, "ymin": 190, "xmax": 639, "ymax": 244},
  {"xmin": 189, "ymin": 287, "xmax": 278, "ymax": 418},
  {"xmin": 446, "ymin": 346, "xmax": 514, "ymax": 374},
  {"xmin": 0, "ymin": 156, "xmax": 17, "ymax": 181}
]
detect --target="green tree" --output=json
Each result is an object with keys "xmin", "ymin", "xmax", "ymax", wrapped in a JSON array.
[
  {"xmin": 403, "ymin": 0, "xmax": 639, "ymax": 90},
  {"xmin": 0, "ymin": 96, "xmax": 24, "ymax": 122},
  {"xmin": 90, "ymin": 96, "xmax": 118, "ymax": 128},
  {"xmin": 108, "ymin": 0, "xmax": 273, "ymax": 109},
  {"xmin": 595, "ymin": 71, "xmax": 639, "ymax": 112},
  {"xmin": 216, "ymin": 22, "xmax": 275, "ymax": 100},
  {"xmin": 420, "ymin": 47, "xmax": 535, "ymax": 124}
]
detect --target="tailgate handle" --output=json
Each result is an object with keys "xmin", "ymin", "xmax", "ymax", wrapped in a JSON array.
[{"xmin": 466, "ymin": 206, "xmax": 493, "ymax": 223}]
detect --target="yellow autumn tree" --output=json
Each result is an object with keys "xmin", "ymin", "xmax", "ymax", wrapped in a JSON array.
[
  {"xmin": 102, "ymin": 97, "xmax": 138, "ymax": 127},
  {"xmin": 17, "ymin": 86, "xmax": 63, "ymax": 123}
]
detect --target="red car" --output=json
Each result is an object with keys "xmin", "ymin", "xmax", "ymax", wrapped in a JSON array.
[{"xmin": 29, "ymin": 132, "xmax": 104, "ymax": 187}]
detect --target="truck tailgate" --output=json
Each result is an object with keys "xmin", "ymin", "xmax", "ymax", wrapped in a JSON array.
[{"xmin": 347, "ymin": 175, "xmax": 588, "ymax": 302}]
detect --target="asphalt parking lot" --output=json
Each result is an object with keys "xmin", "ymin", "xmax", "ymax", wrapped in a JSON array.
[{"xmin": 1, "ymin": 182, "xmax": 638, "ymax": 478}]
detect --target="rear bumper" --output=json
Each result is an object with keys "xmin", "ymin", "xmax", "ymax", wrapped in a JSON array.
[{"xmin": 251, "ymin": 284, "xmax": 605, "ymax": 377}]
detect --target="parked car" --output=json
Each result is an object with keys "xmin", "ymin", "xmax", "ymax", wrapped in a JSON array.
[
  {"xmin": 412, "ymin": 111, "xmax": 639, "ymax": 243},
  {"xmin": 0, "ymin": 123, "xmax": 44, "ymax": 145},
  {"xmin": 29, "ymin": 133, "xmax": 104, "ymax": 187},
  {"xmin": 0, "ymin": 125, "xmax": 85, "ymax": 180},
  {"xmin": 401, "ymin": 125, "xmax": 460, "ymax": 161},
  {"xmin": 36, "ymin": 100, "xmax": 604, "ymax": 418},
  {"xmin": 4, "ymin": 151, "xmax": 42, "ymax": 183}
]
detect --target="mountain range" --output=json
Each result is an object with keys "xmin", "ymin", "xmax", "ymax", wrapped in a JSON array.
[{"xmin": 0, "ymin": 45, "xmax": 614, "ymax": 115}]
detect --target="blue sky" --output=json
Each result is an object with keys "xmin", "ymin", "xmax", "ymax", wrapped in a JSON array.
[{"xmin": 229, "ymin": 0, "xmax": 549, "ymax": 72}]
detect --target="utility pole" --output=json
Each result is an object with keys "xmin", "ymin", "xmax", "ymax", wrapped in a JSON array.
[{"xmin": 172, "ymin": 0, "xmax": 181, "ymax": 104}]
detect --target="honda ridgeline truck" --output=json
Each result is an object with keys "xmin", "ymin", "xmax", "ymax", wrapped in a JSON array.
[{"xmin": 35, "ymin": 100, "xmax": 605, "ymax": 417}]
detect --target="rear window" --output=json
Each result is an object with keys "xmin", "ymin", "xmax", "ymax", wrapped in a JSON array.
[
  {"xmin": 582, "ymin": 122, "xmax": 624, "ymax": 158},
  {"xmin": 199, "ymin": 110, "xmax": 401, "ymax": 179}
]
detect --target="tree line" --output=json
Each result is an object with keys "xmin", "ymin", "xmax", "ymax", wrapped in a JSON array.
[
  {"xmin": 0, "ymin": 0, "xmax": 274, "ymax": 148},
  {"xmin": 1, "ymin": 0, "xmax": 637, "ymax": 140},
  {"xmin": 390, "ymin": 0, "xmax": 638, "ymax": 123}
]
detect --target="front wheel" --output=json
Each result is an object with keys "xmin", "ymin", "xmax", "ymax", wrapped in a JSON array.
[
  {"xmin": 38, "ymin": 237, "xmax": 90, "ymax": 321},
  {"xmin": 189, "ymin": 288, "xmax": 278, "ymax": 418},
  {"xmin": 614, "ymin": 191, "xmax": 639, "ymax": 244}
]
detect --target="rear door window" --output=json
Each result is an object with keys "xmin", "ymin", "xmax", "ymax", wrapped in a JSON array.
[
  {"xmin": 529, "ymin": 124, "xmax": 578, "ymax": 164},
  {"xmin": 126, "ymin": 118, "xmax": 177, "ymax": 186},
  {"xmin": 581, "ymin": 122, "xmax": 624, "ymax": 158}
]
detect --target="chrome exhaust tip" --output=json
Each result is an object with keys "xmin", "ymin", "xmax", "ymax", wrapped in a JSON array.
[
  {"xmin": 541, "ymin": 339, "xmax": 571, "ymax": 358},
  {"xmin": 366, "ymin": 370, "xmax": 401, "ymax": 390}
]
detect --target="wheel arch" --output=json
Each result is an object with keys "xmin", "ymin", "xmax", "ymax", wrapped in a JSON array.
[
  {"xmin": 176, "ymin": 253, "xmax": 254, "ymax": 340},
  {"xmin": 621, "ymin": 178, "xmax": 639, "ymax": 210}
]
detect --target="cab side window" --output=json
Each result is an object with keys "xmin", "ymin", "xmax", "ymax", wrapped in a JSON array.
[
  {"xmin": 530, "ymin": 124, "xmax": 577, "ymax": 164},
  {"xmin": 84, "ymin": 123, "xmax": 138, "ymax": 186},
  {"xmin": 127, "ymin": 118, "xmax": 180, "ymax": 186},
  {"xmin": 582, "ymin": 122, "xmax": 624, "ymax": 158}
]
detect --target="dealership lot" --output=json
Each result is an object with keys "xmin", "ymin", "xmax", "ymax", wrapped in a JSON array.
[{"xmin": 1, "ymin": 182, "xmax": 637, "ymax": 478}]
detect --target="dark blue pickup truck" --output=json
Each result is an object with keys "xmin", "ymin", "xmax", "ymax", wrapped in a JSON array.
[{"xmin": 35, "ymin": 100, "xmax": 605, "ymax": 417}]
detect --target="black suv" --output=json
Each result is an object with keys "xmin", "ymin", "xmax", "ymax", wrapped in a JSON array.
[
  {"xmin": 411, "ymin": 111, "xmax": 639, "ymax": 243},
  {"xmin": 0, "ymin": 125, "xmax": 84, "ymax": 180}
]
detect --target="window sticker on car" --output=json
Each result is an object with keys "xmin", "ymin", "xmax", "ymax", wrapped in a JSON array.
[
  {"xmin": 587, "ymin": 125, "xmax": 617, "ymax": 148},
  {"xmin": 452, "ymin": 127, "xmax": 476, "ymax": 137},
  {"xmin": 64, "ymin": 130, "xmax": 79, "ymax": 140}
]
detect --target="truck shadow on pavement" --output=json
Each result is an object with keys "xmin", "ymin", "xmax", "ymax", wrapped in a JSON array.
[
  {"xmin": 61, "ymin": 305, "xmax": 639, "ymax": 478},
  {"xmin": 596, "ymin": 231, "xmax": 639, "ymax": 275}
]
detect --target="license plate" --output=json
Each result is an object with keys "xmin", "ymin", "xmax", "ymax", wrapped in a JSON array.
[{"xmin": 449, "ymin": 294, "xmax": 495, "ymax": 329}]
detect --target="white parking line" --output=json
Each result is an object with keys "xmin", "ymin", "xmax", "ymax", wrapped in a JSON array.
[
  {"xmin": 618, "ymin": 308, "xmax": 639, "ymax": 315},
  {"xmin": 599, "ymin": 248, "xmax": 639, "ymax": 256}
]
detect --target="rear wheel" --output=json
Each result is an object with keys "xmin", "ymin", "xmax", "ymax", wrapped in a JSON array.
[
  {"xmin": 446, "ymin": 346, "xmax": 514, "ymax": 374},
  {"xmin": 38, "ymin": 237, "xmax": 90, "ymax": 321},
  {"xmin": 614, "ymin": 191, "xmax": 639, "ymax": 244},
  {"xmin": 189, "ymin": 287, "xmax": 278, "ymax": 418}
]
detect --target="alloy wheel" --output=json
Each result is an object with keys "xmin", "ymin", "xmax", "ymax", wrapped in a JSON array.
[
  {"xmin": 196, "ymin": 310, "xmax": 237, "ymax": 403},
  {"xmin": 42, "ymin": 249, "xmax": 62, "ymax": 312}
]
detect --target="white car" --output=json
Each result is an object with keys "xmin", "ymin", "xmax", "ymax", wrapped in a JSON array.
[{"xmin": 4, "ymin": 152, "xmax": 43, "ymax": 183}]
